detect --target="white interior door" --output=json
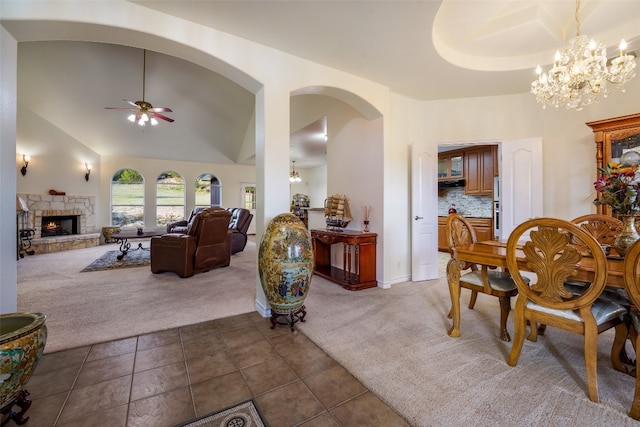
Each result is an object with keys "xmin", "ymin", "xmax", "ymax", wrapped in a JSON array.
[
  {"xmin": 411, "ymin": 142, "xmax": 438, "ymax": 281},
  {"xmin": 499, "ymin": 137, "xmax": 543, "ymax": 239},
  {"xmin": 240, "ymin": 182, "xmax": 256, "ymax": 235}
]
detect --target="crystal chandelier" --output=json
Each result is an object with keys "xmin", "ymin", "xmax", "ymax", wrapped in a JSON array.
[
  {"xmin": 289, "ymin": 161, "xmax": 301, "ymax": 182},
  {"xmin": 531, "ymin": 0, "xmax": 636, "ymax": 110}
]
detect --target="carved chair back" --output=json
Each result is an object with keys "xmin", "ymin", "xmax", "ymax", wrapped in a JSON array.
[
  {"xmin": 506, "ymin": 217, "xmax": 608, "ymax": 311},
  {"xmin": 446, "ymin": 213, "xmax": 478, "ymax": 271},
  {"xmin": 571, "ymin": 214, "xmax": 623, "ymax": 247}
]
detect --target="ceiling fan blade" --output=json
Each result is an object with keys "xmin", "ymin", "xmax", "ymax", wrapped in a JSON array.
[
  {"xmin": 150, "ymin": 107, "xmax": 173, "ymax": 113},
  {"xmin": 105, "ymin": 107, "xmax": 136, "ymax": 110},
  {"xmin": 154, "ymin": 113, "xmax": 175, "ymax": 123},
  {"xmin": 124, "ymin": 99, "xmax": 139, "ymax": 108}
]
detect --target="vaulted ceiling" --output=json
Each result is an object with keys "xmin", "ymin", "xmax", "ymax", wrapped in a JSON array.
[{"xmin": 10, "ymin": 1, "xmax": 640, "ymax": 169}]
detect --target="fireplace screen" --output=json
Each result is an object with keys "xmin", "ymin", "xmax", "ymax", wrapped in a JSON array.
[{"xmin": 41, "ymin": 215, "xmax": 78, "ymax": 237}]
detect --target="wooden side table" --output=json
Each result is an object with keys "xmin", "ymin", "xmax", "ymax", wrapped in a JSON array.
[{"xmin": 310, "ymin": 229, "xmax": 377, "ymax": 290}]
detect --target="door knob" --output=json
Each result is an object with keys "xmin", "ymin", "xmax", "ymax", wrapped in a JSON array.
[{"xmin": 414, "ymin": 215, "xmax": 423, "ymax": 220}]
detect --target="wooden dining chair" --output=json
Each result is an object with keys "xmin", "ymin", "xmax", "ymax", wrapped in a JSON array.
[
  {"xmin": 547, "ymin": 215, "xmax": 629, "ymax": 336},
  {"xmin": 445, "ymin": 213, "xmax": 519, "ymax": 341},
  {"xmin": 622, "ymin": 240, "xmax": 640, "ymax": 419},
  {"xmin": 572, "ymin": 214, "xmax": 623, "ymax": 246},
  {"xmin": 506, "ymin": 217, "xmax": 628, "ymax": 403}
]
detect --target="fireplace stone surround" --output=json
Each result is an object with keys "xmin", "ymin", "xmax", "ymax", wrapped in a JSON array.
[{"xmin": 17, "ymin": 194, "xmax": 100, "ymax": 254}]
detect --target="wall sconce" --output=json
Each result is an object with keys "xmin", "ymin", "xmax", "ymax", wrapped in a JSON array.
[
  {"xmin": 84, "ymin": 163, "xmax": 92, "ymax": 181},
  {"xmin": 20, "ymin": 154, "xmax": 30, "ymax": 176}
]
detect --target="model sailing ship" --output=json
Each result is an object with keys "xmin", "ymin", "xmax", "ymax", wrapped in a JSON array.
[{"xmin": 324, "ymin": 194, "xmax": 352, "ymax": 230}]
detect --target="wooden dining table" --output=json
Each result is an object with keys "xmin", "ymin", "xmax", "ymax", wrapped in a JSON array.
[{"xmin": 446, "ymin": 239, "xmax": 625, "ymax": 339}]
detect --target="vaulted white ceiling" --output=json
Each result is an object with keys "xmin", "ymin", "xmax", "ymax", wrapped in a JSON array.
[{"xmin": 9, "ymin": 1, "xmax": 640, "ymax": 169}]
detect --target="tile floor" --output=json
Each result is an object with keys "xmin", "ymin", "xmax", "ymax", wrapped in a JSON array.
[{"xmin": 19, "ymin": 312, "xmax": 410, "ymax": 427}]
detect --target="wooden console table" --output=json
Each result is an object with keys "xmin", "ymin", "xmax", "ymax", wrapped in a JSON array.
[{"xmin": 310, "ymin": 229, "xmax": 377, "ymax": 291}]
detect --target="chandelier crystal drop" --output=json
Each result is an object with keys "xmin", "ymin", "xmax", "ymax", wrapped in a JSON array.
[{"xmin": 531, "ymin": 0, "xmax": 636, "ymax": 111}]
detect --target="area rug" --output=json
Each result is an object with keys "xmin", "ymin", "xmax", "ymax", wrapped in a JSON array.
[
  {"xmin": 80, "ymin": 249, "xmax": 150, "ymax": 272},
  {"xmin": 177, "ymin": 400, "xmax": 267, "ymax": 427}
]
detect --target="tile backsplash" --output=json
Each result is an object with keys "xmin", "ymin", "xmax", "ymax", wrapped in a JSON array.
[{"xmin": 438, "ymin": 187, "xmax": 493, "ymax": 217}]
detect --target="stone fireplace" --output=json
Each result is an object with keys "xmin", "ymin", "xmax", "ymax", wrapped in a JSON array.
[{"xmin": 17, "ymin": 193, "xmax": 100, "ymax": 253}]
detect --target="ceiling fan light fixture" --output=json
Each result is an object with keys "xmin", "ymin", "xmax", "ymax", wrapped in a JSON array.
[
  {"xmin": 531, "ymin": 0, "xmax": 636, "ymax": 110},
  {"xmin": 105, "ymin": 49, "xmax": 174, "ymax": 126}
]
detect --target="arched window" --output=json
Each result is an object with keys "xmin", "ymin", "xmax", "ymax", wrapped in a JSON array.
[
  {"xmin": 111, "ymin": 168, "xmax": 144, "ymax": 228},
  {"xmin": 156, "ymin": 171, "xmax": 185, "ymax": 226},
  {"xmin": 196, "ymin": 173, "xmax": 222, "ymax": 208}
]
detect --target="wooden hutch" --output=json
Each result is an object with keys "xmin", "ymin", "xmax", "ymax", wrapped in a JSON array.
[{"xmin": 587, "ymin": 112, "xmax": 640, "ymax": 216}]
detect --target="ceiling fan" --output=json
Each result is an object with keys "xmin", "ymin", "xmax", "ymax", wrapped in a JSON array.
[{"xmin": 105, "ymin": 49, "xmax": 174, "ymax": 126}]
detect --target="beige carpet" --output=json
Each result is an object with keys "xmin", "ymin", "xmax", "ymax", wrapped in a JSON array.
[
  {"xmin": 17, "ymin": 244, "xmax": 639, "ymax": 426},
  {"xmin": 17, "ymin": 238, "xmax": 258, "ymax": 353}
]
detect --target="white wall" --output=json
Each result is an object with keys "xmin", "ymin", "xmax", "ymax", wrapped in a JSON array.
[
  {"xmin": 385, "ymin": 94, "xmax": 425, "ymax": 285},
  {"xmin": 1, "ymin": 26, "xmax": 18, "ymax": 313},
  {"xmin": 289, "ymin": 165, "xmax": 327, "ymax": 210},
  {"xmin": 305, "ymin": 166, "xmax": 328, "ymax": 209},
  {"xmin": 16, "ymin": 105, "xmax": 101, "ymax": 200}
]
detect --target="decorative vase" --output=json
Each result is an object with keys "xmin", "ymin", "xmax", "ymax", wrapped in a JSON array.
[
  {"xmin": 614, "ymin": 215, "xmax": 640, "ymax": 257},
  {"xmin": 1, "ymin": 312, "xmax": 47, "ymax": 425},
  {"xmin": 363, "ymin": 220, "xmax": 370, "ymax": 232},
  {"xmin": 258, "ymin": 213, "xmax": 314, "ymax": 330}
]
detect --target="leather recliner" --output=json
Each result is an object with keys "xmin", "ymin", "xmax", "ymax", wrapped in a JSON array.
[
  {"xmin": 151, "ymin": 207, "xmax": 232, "ymax": 278},
  {"xmin": 165, "ymin": 207, "xmax": 205, "ymax": 234},
  {"xmin": 226, "ymin": 207, "xmax": 253, "ymax": 254}
]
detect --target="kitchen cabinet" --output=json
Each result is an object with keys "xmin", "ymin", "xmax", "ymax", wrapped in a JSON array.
[
  {"xmin": 438, "ymin": 151, "xmax": 463, "ymax": 180},
  {"xmin": 587, "ymin": 113, "xmax": 640, "ymax": 216},
  {"xmin": 463, "ymin": 146, "xmax": 494, "ymax": 195},
  {"xmin": 437, "ymin": 217, "xmax": 449, "ymax": 252},
  {"xmin": 438, "ymin": 216, "xmax": 493, "ymax": 252}
]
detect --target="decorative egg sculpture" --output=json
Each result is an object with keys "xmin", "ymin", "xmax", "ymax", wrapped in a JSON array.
[{"xmin": 258, "ymin": 213, "xmax": 313, "ymax": 329}]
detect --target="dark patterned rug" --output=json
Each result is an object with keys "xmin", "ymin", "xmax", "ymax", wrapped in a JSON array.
[
  {"xmin": 177, "ymin": 400, "xmax": 267, "ymax": 427},
  {"xmin": 80, "ymin": 249, "xmax": 150, "ymax": 272}
]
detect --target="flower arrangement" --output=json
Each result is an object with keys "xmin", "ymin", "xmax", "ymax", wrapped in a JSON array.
[{"xmin": 593, "ymin": 162, "xmax": 640, "ymax": 215}]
